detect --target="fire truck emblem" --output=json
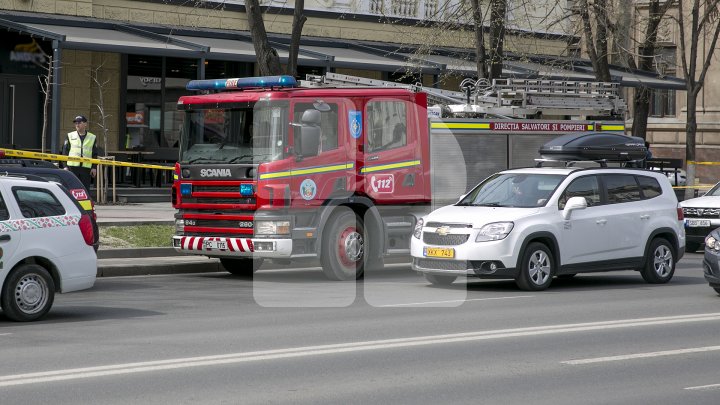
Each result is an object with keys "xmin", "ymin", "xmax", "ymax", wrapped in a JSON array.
[
  {"xmin": 349, "ymin": 111, "xmax": 362, "ymax": 139},
  {"xmin": 300, "ymin": 179, "xmax": 317, "ymax": 200}
]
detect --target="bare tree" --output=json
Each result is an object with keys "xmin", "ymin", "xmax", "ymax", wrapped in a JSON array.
[
  {"xmin": 488, "ymin": 0, "xmax": 507, "ymax": 80},
  {"xmin": 37, "ymin": 49, "xmax": 55, "ymax": 153},
  {"xmin": 627, "ymin": 1, "xmax": 675, "ymax": 140},
  {"xmin": 245, "ymin": 0, "xmax": 306, "ymax": 76},
  {"xmin": 676, "ymin": 0, "xmax": 720, "ymax": 198},
  {"xmin": 90, "ymin": 60, "xmax": 111, "ymax": 156},
  {"xmin": 578, "ymin": 0, "xmax": 613, "ymax": 81}
]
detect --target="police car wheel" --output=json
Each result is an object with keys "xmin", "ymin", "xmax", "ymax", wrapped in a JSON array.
[
  {"xmin": 321, "ymin": 208, "xmax": 364, "ymax": 281},
  {"xmin": 220, "ymin": 258, "xmax": 264, "ymax": 277},
  {"xmin": 1, "ymin": 264, "xmax": 55, "ymax": 322}
]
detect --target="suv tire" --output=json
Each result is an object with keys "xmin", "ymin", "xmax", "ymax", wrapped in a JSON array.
[
  {"xmin": 641, "ymin": 238, "xmax": 675, "ymax": 284},
  {"xmin": 516, "ymin": 242, "xmax": 554, "ymax": 291}
]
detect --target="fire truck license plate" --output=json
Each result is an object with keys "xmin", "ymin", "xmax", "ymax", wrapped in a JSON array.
[
  {"xmin": 204, "ymin": 240, "xmax": 228, "ymax": 250},
  {"xmin": 686, "ymin": 219, "xmax": 711, "ymax": 227},
  {"xmin": 424, "ymin": 247, "xmax": 455, "ymax": 258}
]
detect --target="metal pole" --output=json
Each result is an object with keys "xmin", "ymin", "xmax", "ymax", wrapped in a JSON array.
[{"xmin": 50, "ymin": 42, "xmax": 61, "ymax": 154}]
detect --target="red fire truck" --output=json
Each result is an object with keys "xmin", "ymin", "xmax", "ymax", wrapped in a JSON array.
[{"xmin": 171, "ymin": 74, "xmax": 626, "ymax": 280}]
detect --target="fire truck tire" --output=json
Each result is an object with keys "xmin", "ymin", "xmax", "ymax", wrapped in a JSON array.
[
  {"xmin": 321, "ymin": 209, "xmax": 365, "ymax": 281},
  {"xmin": 220, "ymin": 258, "xmax": 264, "ymax": 277}
]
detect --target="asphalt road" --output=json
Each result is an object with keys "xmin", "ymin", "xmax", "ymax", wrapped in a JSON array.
[{"xmin": 1, "ymin": 253, "xmax": 720, "ymax": 404}]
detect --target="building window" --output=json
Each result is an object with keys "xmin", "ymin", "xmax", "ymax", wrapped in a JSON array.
[{"xmin": 646, "ymin": 47, "xmax": 677, "ymax": 118}]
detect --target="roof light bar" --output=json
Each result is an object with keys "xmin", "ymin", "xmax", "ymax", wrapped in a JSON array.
[{"xmin": 186, "ymin": 75, "xmax": 298, "ymax": 91}]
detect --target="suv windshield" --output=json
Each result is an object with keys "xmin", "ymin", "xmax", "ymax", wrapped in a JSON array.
[
  {"xmin": 179, "ymin": 100, "xmax": 289, "ymax": 164},
  {"xmin": 458, "ymin": 173, "xmax": 566, "ymax": 208}
]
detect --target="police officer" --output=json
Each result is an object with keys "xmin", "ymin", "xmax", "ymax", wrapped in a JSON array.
[{"xmin": 62, "ymin": 115, "xmax": 98, "ymax": 192}]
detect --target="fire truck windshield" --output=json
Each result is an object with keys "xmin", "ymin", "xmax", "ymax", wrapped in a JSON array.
[{"xmin": 179, "ymin": 101, "xmax": 289, "ymax": 164}]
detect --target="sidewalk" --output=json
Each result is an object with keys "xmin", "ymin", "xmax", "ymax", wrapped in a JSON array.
[{"xmin": 95, "ymin": 202, "xmax": 222, "ymax": 276}]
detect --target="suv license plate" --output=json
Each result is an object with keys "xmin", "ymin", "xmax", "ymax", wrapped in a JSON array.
[
  {"xmin": 686, "ymin": 219, "xmax": 711, "ymax": 227},
  {"xmin": 424, "ymin": 247, "xmax": 455, "ymax": 258},
  {"xmin": 204, "ymin": 240, "xmax": 228, "ymax": 250}
]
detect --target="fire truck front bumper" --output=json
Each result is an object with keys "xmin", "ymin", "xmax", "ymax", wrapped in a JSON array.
[{"xmin": 172, "ymin": 235, "xmax": 292, "ymax": 258}]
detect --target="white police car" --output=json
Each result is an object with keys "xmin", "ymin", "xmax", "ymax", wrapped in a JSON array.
[{"xmin": 0, "ymin": 174, "xmax": 97, "ymax": 321}]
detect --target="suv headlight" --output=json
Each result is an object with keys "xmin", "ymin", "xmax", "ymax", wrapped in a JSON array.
[
  {"xmin": 413, "ymin": 218, "xmax": 424, "ymax": 239},
  {"xmin": 476, "ymin": 222, "xmax": 514, "ymax": 242},
  {"xmin": 256, "ymin": 220, "xmax": 290, "ymax": 235}
]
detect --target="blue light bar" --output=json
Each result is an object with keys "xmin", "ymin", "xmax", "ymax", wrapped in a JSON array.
[
  {"xmin": 180, "ymin": 183, "xmax": 192, "ymax": 196},
  {"xmin": 240, "ymin": 184, "xmax": 254, "ymax": 196},
  {"xmin": 186, "ymin": 75, "xmax": 298, "ymax": 91}
]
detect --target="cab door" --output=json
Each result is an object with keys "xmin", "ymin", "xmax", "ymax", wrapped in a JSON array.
[
  {"xmin": 362, "ymin": 98, "xmax": 424, "ymax": 204},
  {"xmin": 0, "ymin": 182, "xmax": 22, "ymax": 273},
  {"xmin": 289, "ymin": 99, "xmax": 352, "ymax": 207}
]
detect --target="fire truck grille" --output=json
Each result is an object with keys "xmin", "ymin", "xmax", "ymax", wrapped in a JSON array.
[
  {"xmin": 193, "ymin": 185, "xmax": 242, "ymax": 193},
  {"xmin": 183, "ymin": 232, "xmax": 252, "ymax": 238},
  {"xmin": 183, "ymin": 197, "xmax": 256, "ymax": 205},
  {"xmin": 415, "ymin": 258, "xmax": 468, "ymax": 271},
  {"xmin": 184, "ymin": 219, "xmax": 253, "ymax": 229},
  {"xmin": 423, "ymin": 233, "xmax": 469, "ymax": 246}
]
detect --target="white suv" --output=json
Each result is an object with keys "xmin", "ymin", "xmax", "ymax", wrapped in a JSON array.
[
  {"xmin": 411, "ymin": 166, "xmax": 685, "ymax": 290},
  {"xmin": 0, "ymin": 175, "xmax": 97, "ymax": 321}
]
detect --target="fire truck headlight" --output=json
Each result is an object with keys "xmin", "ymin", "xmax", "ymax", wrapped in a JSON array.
[
  {"xmin": 256, "ymin": 220, "xmax": 291, "ymax": 235},
  {"xmin": 180, "ymin": 183, "xmax": 192, "ymax": 196},
  {"xmin": 175, "ymin": 219, "xmax": 185, "ymax": 233},
  {"xmin": 240, "ymin": 184, "xmax": 254, "ymax": 196}
]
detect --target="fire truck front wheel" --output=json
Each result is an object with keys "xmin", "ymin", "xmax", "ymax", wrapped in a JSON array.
[
  {"xmin": 220, "ymin": 258, "xmax": 265, "ymax": 277},
  {"xmin": 321, "ymin": 209, "xmax": 365, "ymax": 281}
]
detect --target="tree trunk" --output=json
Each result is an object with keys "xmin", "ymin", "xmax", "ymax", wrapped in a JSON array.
[
  {"xmin": 470, "ymin": 0, "xmax": 487, "ymax": 79},
  {"xmin": 246, "ymin": 0, "xmax": 282, "ymax": 76},
  {"xmin": 488, "ymin": 0, "xmax": 506, "ymax": 80},
  {"xmin": 685, "ymin": 94, "xmax": 698, "ymax": 200},
  {"xmin": 594, "ymin": 0, "xmax": 612, "ymax": 81},
  {"xmin": 287, "ymin": 0, "xmax": 307, "ymax": 77},
  {"xmin": 632, "ymin": 87, "xmax": 651, "ymax": 139}
]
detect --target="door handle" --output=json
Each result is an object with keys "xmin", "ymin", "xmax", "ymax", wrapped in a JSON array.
[
  {"xmin": 0, "ymin": 234, "xmax": 10, "ymax": 242},
  {"xmin": 368, "ymin": 155, "xmax": 379, "ymax": 161},
  {"xmin": 640, "ymin": 214, "xmax": 650, "ymax": 220},
  {"xmin": 596, "ymin": 219, "xmax": 607, "ymax": 225}
]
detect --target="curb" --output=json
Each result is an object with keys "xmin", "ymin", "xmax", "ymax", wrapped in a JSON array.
[
  {"xmin": 98, "ymin": 221, "xmax": 174, "ymax": 227},
  {"xmin": 97, "ymin": 247, "xmax": 181, "ymax": 259},
  {"xmin": 97, "ymin": 257, "xmax": 222, "ymax": 277}
]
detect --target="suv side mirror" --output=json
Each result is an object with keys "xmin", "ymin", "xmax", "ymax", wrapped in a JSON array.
[{"xmin": 562, "ymin": 196, "xmax": 587, "ymax": 220}]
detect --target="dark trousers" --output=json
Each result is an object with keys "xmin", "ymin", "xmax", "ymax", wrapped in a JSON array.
[{"xmin": 68, "ymin": 166, "xmax": 93, "ymax": 194}]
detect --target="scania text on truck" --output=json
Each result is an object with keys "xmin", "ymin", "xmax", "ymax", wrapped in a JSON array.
[{"xmin": 171, "ymin": 75, "xmax": 626, "ymax": 280}]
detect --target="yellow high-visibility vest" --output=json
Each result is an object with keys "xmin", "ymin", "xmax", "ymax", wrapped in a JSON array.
[{"xmin": 66, "ymin": 131, "xmax": 96, "ymax": 168}]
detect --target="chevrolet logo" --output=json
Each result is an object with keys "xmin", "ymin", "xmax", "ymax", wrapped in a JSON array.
[{"xmin": 436, "ymin": 226, "xmax": 451, "ymax": 236}]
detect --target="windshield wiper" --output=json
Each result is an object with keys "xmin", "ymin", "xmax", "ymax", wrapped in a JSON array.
[{"xmin": 227, "ymin": 155, "xmax": 255, "ymax": 164}]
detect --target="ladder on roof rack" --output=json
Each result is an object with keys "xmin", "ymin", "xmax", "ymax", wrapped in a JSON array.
[{"xmin": 303, "ymin": 73, "xmax": 627, "ymax": 119}]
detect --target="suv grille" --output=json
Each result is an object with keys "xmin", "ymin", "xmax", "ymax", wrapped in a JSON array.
[
  {"xmin": 423, "ymin": 233, "xmax": 469, "ymax": 245},
  {"xmin": 415, "ymin": 258, "xmax": 468, "ymax": 271},
  {"xmin": 683, "ymin": 207, "xmax": 720, "ymax": 218}
]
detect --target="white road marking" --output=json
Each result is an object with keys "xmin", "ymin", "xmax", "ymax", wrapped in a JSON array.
[
  {"xmin": 562, "ymin": 345, "xmax": 720, "ymax": 365},
  {"xmin": 685, "ymin": 383, "xmax": 720, "ymax": 391},
  {"xmin": 2, "ymin": 313, "xmax": 720, "ymax": 387},
  {"xmin": 379, "ymin": 296, "xmax": 533, "ymax": 307}
]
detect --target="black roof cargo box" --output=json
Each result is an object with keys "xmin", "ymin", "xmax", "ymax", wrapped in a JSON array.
[{"xmin": 539, "ymin": 132, "xmax": 646, "ymax": 162}]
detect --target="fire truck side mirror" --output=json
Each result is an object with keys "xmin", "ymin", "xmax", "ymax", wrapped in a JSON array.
[{"xmin": 296, "ymin": 109, "xmax": 321, "ymax": 158}]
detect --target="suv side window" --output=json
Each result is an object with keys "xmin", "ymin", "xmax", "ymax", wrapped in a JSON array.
[
  {"xmin": 559, "ymin": 175, "xmax": 600, "ymax": 209},
  {"xmin": 603, "ymin": 174, "xmax": 641, "ymax": 204},
  {"xmin": 636, "ymin": 175, "xmax": 662, "ymax": 199},
  {"xmin": 13, "ymin": 187, "xmax": 66, "ymax": 218}
]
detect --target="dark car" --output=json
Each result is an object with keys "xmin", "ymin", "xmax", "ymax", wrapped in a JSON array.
[
  {"xmin": 702, "ymin": 227, "xmax": 720, "ymax": 295},
  {"xmin": 0, "ymin": 164, "xmax": 99, "ymax": 250}
]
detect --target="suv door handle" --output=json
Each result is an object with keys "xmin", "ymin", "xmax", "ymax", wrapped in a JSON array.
[
  {"xmin": 596, "ymin": 219, "xmax": 607, "ymax": 225},
  {"xmin": 640, "ymin": 214, "xmax": 650, "ymax": 220},
  {"xmin": 368, "ymin": 155, "xmax": 380, "ymax": 161},
  {"xmin": 0, "ymin": 234, "xmax": 10, "ymax": 242}
]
